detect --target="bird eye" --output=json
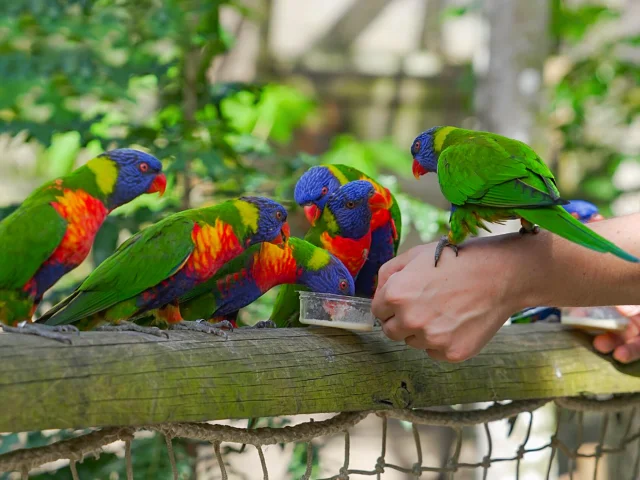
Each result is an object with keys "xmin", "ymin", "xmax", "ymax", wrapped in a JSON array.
[
  {"xmin": 275, "ymin": 211, "xmax": 283, "ymax": 220},
  {"xmin": 412, "ymin": 140, "xmax": 421, "ymax": 155},
  {"xmin": 139, "ymin": 162, "xmax": 149, "ymax": 173},
  {"xmin": 321, "ymin": 186, "xmax": 329, "ymax": 196},
  {"xmin": 346, "ymin": 201, "xmax": 355, "ymax": 209},
  {"xmin": 339, "ymin": 280, "xmax": 348, "ymax": 291}
]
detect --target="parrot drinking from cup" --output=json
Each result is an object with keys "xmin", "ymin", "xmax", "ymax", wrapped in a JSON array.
[
  {"xmin": 270, "ymin": 180, "xmax": 383, "ymax": 327},
  {"xmin": 410, "ymin": 127, "xmax": 639, "ymax": 266},
  {"xmin": 37, "ymin": 197, "xmax": 290, "ymax": 339},
  {"xmin": 177, "ymin": 237, "xmax": 355, "ymax": 329},
  {"xmin": 294, "ymin": 165, "xmax": 401, "ymax": 297},
  {"xmin": 0, "ymin": 149, "xmax": 166, "ymax": 341}
]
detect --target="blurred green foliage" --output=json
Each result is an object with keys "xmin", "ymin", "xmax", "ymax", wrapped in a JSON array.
[{"xmin": 548, "ymin": 1, "xmax": 639, "ymax": 214}]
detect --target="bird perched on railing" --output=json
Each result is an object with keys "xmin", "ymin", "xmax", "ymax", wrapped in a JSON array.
[
  {"xmin": 178, "ymin": 237, "xmax": 354, "ymax": 327},
  {"xmin": 271, "ymin": 180, "xmax": 385, "ymax": 327},
  {"xmin": 0, "ymin": 149, "xmax": 166, "ymax": 338},
  {"xmin": 294, "ymin": 164, "xmax": 401, "ymax": 296},
  {"xmin": 36, "ymin": 197, "xmax": 290, "ymax": 340},
  {"xmin": 410, "ymin": 126, "xmax": 638, "ymax": 266}
]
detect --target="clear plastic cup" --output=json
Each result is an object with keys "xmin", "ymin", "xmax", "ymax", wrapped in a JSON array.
[
  {"xmin": 560, "ymin": 306, "xmax": 629, "ymax": 334},
  {"xmin": 298, "ymin": 291, "xmax": 375, "ymax": 331}
]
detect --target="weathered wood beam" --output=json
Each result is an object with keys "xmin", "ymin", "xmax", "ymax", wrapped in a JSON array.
[{"xmin": 1, "ymin": 324, "xmax": 639, "ymax": 433}]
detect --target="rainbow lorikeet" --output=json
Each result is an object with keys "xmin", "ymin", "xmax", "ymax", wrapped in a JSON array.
[
  {"xmin": 0, "ymin": 149, "xmax": 166, "ymax": 340},
  {"xmin": 37, "ymin": 197, "xmax": 290, "ymax": 339},
  {"xmin": 294, "ymin": 164, "xmax": 402, "ymax": 296},
  {"xmin": 177, "ymin": 237, "xmax": 355, "ymax": 329},
  {"xmin": 270, "ymin": 180, "xmax": 383, "ymax": 327},
  {"xmin": 411, "ymin": 127, "xmax": 639, "ymax": 266}
]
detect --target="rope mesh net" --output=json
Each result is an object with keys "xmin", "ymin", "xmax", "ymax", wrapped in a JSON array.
[{"xmin": 2, "ymin": 394, "xmax": 640, "ymax": 479}]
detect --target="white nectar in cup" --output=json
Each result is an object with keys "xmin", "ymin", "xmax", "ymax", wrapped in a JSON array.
[{"xmin": 298, "ymin": 292, "xmax": 376, "ymax": 331}]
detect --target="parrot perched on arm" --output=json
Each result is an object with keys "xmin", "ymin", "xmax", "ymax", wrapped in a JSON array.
[
  {"xmin": 410, "ymin": 127, "xmax": 639, "ymax": 266},
  {"xmin": 177, "ymin": 237, "xmax": 355, "ymax": 326},
  {"xmin": 0, "ymin": 149, "xmax": 166, "ymax": 341},
  {"xmin": 270, "ymin": 180, "xmax": 384, "ymax": 327},
  {"xmin": 37, "ymin": 197, "xmax": 290, "ymax": 337},
  {"xmin": 294, "ymin": 164, "xmax": 402, "ymax": 296}
]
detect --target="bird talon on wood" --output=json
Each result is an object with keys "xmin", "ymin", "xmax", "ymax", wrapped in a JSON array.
[
  {"xmin": 170, "ymin": 321, "xmax": 229, "ymax": 339},
  {"xmin": 196, "ymin": 319, "xmax": 234, "ymax": 331},
  {"xmin": 97, "ymin": 321, "xmax": 169, "ymax": 339},
  {"xmin": 1, "ymin": 323, "xmax": 75, "ymax": 344},
  {"xmin": 248, "ymin": 320, "xmax": 277, "ymax": 329}
]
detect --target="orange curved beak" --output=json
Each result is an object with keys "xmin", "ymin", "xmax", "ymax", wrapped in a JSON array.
[
  {"xmin": 147, "ymin": 173, "xmax": 167, "ymax": 196},
  {"xmin": 368, "ymin": 191, "xmax": 389, "ymax": 210},
  {"xmin": 412, "ymin": 159, "xmax": 428, "ymax": 179},
  {"xmin": 274, "ymin": 222, "xmax": 291, "ymax": 245},
  {"xmin": 303, "ymin": 204, "xmax": 321, "ymax": 225}
]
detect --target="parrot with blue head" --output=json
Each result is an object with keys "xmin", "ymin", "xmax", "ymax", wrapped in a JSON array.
[
  {"xmin": 294, "ymin": 164, "xmax": 401, "ymax": 297},
  {"xmin": 0, "ymin": 149, "xmax": 166, "ymax": 342},
  {"xmin": 177, "ymin": 237, "xmax": 355, "ymax": 327},
  {"xmin": 37, "ymin": 197, "xmax": 290, "ymax": 338},
  {"xmin": 410, "ymin": 126, "xmax": 638, "ymax": 266},
  {"xmin": 271, "ymin": 180, "xmax": 383, "ymax": 327}
]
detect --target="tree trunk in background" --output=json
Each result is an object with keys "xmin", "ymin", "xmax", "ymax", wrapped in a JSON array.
[
  {"xmin": 475, "ymin": 0, "xmax": 549, "ymax": 144},
  {"xmin": 474, "ymin": 0, "xmax": 549, "ymax": 240},
  {"xmin": 473, "ymin": 2, "xmax": 555, "ymax": 480}
]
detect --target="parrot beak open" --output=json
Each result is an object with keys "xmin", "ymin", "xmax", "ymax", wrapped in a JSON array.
[
  {"xmin": 274, "ymin": 222, "xmax": 291, "ymax": 245},
  {"xmin": 368, "ymin": 191, "xmax": 389, "ymax": 210},
  {"xmin": 412, "ymin": 159, "xmax": 428, "ymax": 179},
  {"xmin": 147, "ymin": 173, "xmax": 167, "ymax": 196},
  {"xmin": 303, "ymin": 204, "xmax": 321, "ymax": 225}
]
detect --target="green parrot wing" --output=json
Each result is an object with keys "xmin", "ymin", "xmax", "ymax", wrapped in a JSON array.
[
  {"xmin": 43, "ymin": 216, "xmax": 196, "ymax": 323},
  {"xmin": 0, "ymin": 202, "xmax": 67, "ymax": 289},
  {"xmin": 388, "ymin": 193, "xmax": 402, "ymax": 253},
  {"xmin": 178, "ymin": 245, "xmax": 257, "ymax": 305},
  {"xmin": 437, "ymin": 135, "xmax": 564, "ymax": 208},
  {"xmin": 270, "ymin": 283, "xmax": 308, "ymax": 328}
]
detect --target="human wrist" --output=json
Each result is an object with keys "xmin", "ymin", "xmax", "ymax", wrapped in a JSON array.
[{"xmin": 484, "ymin": 231, "xmax": 552, "ymax": 313}]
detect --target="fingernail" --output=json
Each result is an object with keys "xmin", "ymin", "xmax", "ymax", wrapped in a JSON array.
[{"xmin": 613, "ymin": 347, "xmax": 630, "ymax": 364}]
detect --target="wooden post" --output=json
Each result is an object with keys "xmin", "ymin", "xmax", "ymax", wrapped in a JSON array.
[{"xmin": 0, "ymin": 324, "xmax": 639, "ymax": 433}]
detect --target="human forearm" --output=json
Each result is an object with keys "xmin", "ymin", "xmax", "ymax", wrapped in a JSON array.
[{"xmin": 504, "ymin": 213, "xmax": 640, "ymax": 309}]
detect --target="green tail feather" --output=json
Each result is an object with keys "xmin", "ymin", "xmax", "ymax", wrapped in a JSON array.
[{"xmin": 516, "ymin": 206, "xmax": 639, "ymax": 263}]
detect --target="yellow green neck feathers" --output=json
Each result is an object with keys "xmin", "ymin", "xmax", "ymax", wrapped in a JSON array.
[
  {"xmin": 322, "ymin": 208, "xmax": 339, "ymax": 234},
  {"xmin": 306, "ymin": 247, "xmax": 331, "ymax": 271},
  {"xmin": 326, "ymin": 165, "xmax": 349, "ymax": 185},
  {"xmin": 434, "ymin": 126, "xmax": 456, "ymax": 153},
  {"xmin": 87, "ymin": 156, "xmax": 118, "ymax": 195},
  {"xmin": 233, "ymin": 200, "xmax": 260, "ymax": 232}
]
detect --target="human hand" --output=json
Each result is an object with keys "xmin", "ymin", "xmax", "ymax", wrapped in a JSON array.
[
  {"xmin": 593, "ymin": 306, "xmax": 640, "ymax": 363},
  {"xmin": 371, "ymin": 238, "xmax": 527, "ymax": 362}
]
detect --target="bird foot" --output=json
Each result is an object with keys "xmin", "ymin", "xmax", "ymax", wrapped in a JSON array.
[
  {"xmin": 434, "ymin": 235, "xmax": 459, "ymax": 267},
  {"xmin": 519, "ymin": 225, "xmax": 540, "ymax": 235},
  {"xmin": 97, "ymin": 320, "xmax": 169, "ymax": 338},
  {"xmin": 244, "ymin": 320, "xmax": 276, "ymax": 329},
  {"xmin": 1, "ymin": 322, "xmax": 79, "ymax": 344},
  {"xmin": 196, "ymin": 319, "xmax": 235, "ymax": 331},
  {"xmin": 170, "ymin": 320, "xmax": 230, "ymax": 339},
  {"xmin": 519, "ymin": 219, "xmax": 540, "ymax": 235}
]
